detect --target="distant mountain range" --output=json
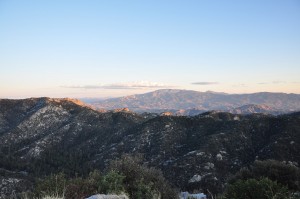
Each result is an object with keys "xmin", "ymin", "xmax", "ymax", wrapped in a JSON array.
[
  {"xmin": 0, "ymin": 97, "xmax": 299, "ymax": 196},
  {"xmin": 84, "ymin": 89, "xmax": 300, "ymax": 115}
]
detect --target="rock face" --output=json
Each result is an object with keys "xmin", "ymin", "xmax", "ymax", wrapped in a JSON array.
[
  {"xmin": 0, "ymin": 98, "xmax": 299, "ymax": 195},
  {"xmin": 0, "ymin": 168, "xmax": 32, "ymax": 198},
  {"xmin": 86, "ymin": 89, "xmax": 300, "ymax": 115}
]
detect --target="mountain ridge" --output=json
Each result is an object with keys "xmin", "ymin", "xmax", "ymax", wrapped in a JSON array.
[
  {"xmin": 85, "ymin": 89, "xmax": 300, "ymax": 115},
  {"xmin": 0, "ymin": 97, "xmax": 299, "ymax": 196}
]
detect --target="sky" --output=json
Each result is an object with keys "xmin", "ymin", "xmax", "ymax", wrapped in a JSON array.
[{"xmin": 0, "ymin": 0, "xmax": 300, "ymax": 98}]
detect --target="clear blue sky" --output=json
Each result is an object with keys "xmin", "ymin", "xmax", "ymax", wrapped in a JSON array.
[{"xmin": 0, "ymin": 0, "xmax": 299, "ymax": 98}]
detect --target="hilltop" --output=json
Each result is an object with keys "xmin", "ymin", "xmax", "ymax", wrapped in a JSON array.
[{"xmin": 85, "ymin": 89, "xmax": 300, "ymax": 115}]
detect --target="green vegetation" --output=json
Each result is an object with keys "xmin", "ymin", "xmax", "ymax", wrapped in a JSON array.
[
  {"xmin": 32, "ymin": 159, "xmax": 300, "ymax": 199},
  {"xmin": 222, "ymin": 160, "xmax": 300, "ymax": 199},
  {"xmin": 232, "ymin": 160, "xmax": 300, "ymax": 191},
  {"xmin": 109, "ymin": 154, "xmax": 178, "ymax": 199},
  {"xmin": 224, "ymin": 178, "xmax": 289, "ymax": 199},
  {"xmin": 100, "ymin": 170, "xmax": 125, "ymax": 195},
  {"xmin": 35, "ymin": 172, "xmax": 67, "ymax": 198},
  {"xmin": 33, "ymin": 155, "xmax": 178, "ymax": 199},
  {"xmin": 34, "ymin": 170, "xmax": 125, "ymax": 199}
]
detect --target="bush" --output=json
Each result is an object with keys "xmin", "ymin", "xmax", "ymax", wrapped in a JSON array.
[
  {"xmin": 224, "ymin": 178, "xmax": 290, "ymax": 199},
  {"xmin": 34, "ymin": 171, "xmax": 98, "ymax": 199},
  {"xmin": 35, "ymin": 170, "xmax": 126, "ymax": 199},
  {"xmin": 109, "ymin": 154, "xmax": 178, "ymax": 199},
  {"xmin": 34, "ymin": 155, "xmax": 178, "ymax": 199},
  {"xmin": 233, "ymin": 160, "xmax": 300, "ymax": 191},
  {"xmin": 65, "ymin": 177, "xmax": 96, "ymax": 199},
  {"xmin": 34, "ymin": 172, "xmax": 66, "ymax": 198},
  {"xmin": 101, "ymin": 170, "xmax": 125, "ymax": 194}
]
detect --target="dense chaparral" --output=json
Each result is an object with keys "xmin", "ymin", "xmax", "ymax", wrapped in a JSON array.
[{"xmin": 0, "ymin": 96, "xmax": 299, "ymax": 198}]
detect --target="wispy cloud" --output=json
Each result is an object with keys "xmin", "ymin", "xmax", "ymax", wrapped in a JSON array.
[
  {"xmin": 63, "ymin": 85, "xmax": 105, "ymax": 89},
  {"xmin": 61, "ymin": 81, "xmax": 174, "ymax": 90},
  {"xmin": 232, "ymin": 83, "xmax": 247, "ymax": 87},
  {"xmin": 258, "ymin": 81, "xmax": 287, "ymax": 85},
  {"xmin": 191, "ymin": 82, "xmax": 219, "ymax": 85},
  {"xmin": 272, "ymin": 80, "xmax": 286, "ymax": 84}
]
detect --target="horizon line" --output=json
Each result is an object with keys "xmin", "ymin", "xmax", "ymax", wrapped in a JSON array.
[{"xmin": 1, "ymin": 89, "xmax": 300, "ymax": 100}]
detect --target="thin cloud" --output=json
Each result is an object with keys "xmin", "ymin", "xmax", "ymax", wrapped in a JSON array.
[
  {"xmin": 191, "ymin": 82, "xmax": 219, "ymax": 85},
  {"xmin": 63, "ymin": 85, "xmax": 104, "ymax": 89},
  {"xmin": 272, "ymin": 81, "xmax": 286, "ymax": 84},
  {"xmin": 61, "ymin": 81, "xmax": 174, "ymax": 90},
  {"xmin": 258, "ymin": 81, "xmax": 287, "ymax": 85},
  {"xmin": 232, "ymin": 83, "xmax": 247, "ymax": 87}
]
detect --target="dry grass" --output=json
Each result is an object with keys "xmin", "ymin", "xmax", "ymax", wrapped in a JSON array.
[{"xmin": 40, "ymin": 196, "xmax": 64, "ymax": 199}]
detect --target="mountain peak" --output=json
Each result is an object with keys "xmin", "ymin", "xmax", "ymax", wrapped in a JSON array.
[
  {"xmin": 49, "ymin": 98, "xmax": 87, "ymax": 107},
  {"xmin": 86, "ymin": 89, "xmax": 300, "ymax": 114}
]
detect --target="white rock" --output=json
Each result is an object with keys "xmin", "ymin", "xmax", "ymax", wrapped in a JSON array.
[
  {"xmin": 188, "ymin": 174, "xmax": 202, "ymax": 183},
  {"xmin": 233, "ymin": 116, "xmax": 240, "ymax": 121},
  {"xmin": 216, "ymin": 153, "xmax": 223, "ymax": 161},
  {"xmin": 196, "ymin": 152, "xmax": 205, "ymax": 156}
]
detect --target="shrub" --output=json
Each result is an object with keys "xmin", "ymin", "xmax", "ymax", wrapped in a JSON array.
[
  {"xmin": 109, "ymin": 154, "xmax": 178, "ymax": 199},
  {"xmin": 233, "ymin": 160, "xmax": 300, "ymax": 191},
  {"xmin": 62, "ymin": 170, "xmax": 103, "ymax": 199},
  {"xmin": 34, "ymin": 172, "xmax": 66, "ymax": 198},
  {"xmin": 65, "ymin": 177, "xmax": 97, "ymax": 199},
  {"xmin": 34, "ymin": 155, "xmax": 178, "ymax": 199},
  {"xmin": 101, "ymin": 170, "xmax": 125, "ymax": 194},
  {"xmin": 224, "ymin": 178, "xmax": 290, "ymax": 199}
]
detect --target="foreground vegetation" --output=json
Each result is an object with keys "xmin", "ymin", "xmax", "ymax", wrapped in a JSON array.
[
  {"xmin": 24, "ymin": 158, "xmax": 299, "ymax": 199},
  {"xmin": 32, "ymin": 155, "xmax": 178, "ymax": 199},
  {"xmin": 222, "ymin": 160, "xmax": 300, "ymax": 199}
]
